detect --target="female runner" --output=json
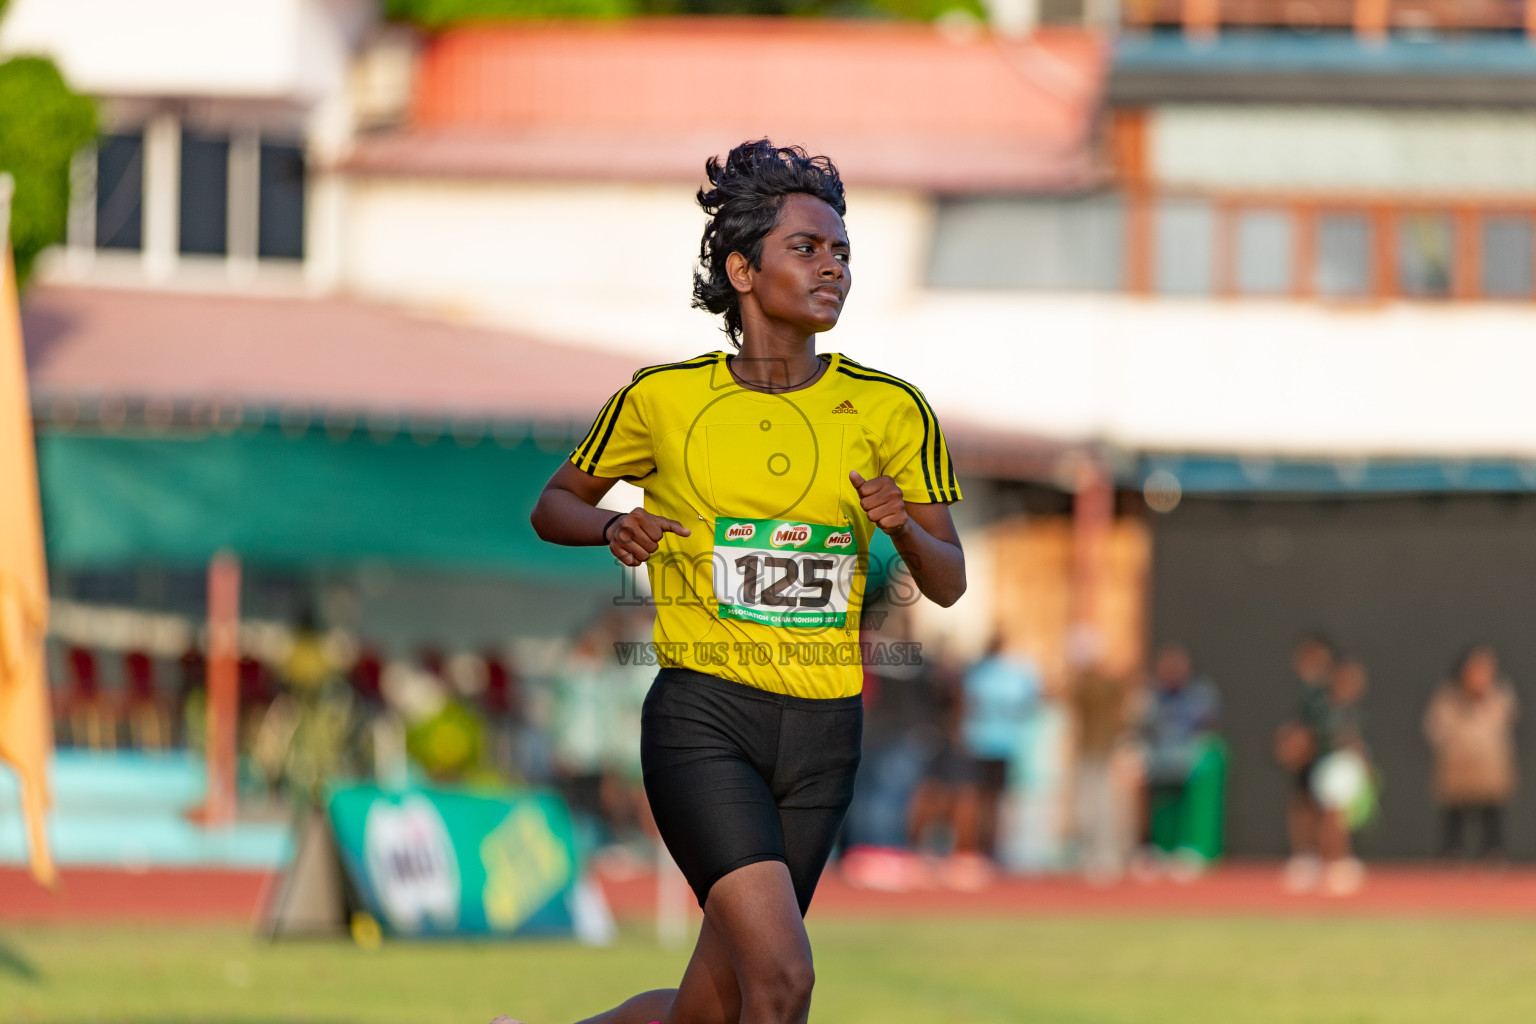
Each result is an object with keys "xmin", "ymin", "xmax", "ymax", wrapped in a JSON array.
[{"xmin": 510, "ymin": 139, "xmax": 966, "ymax": 1024}]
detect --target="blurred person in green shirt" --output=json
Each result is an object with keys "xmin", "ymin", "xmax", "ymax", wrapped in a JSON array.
[{"xmin": 1275, "ymin": 635, "xmax": 1335, "ymax": 892}]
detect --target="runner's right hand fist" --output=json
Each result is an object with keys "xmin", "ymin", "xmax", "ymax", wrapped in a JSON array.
[{"xmin": 609, "ymin": 507, "xmax": 690, "ymax": 566}]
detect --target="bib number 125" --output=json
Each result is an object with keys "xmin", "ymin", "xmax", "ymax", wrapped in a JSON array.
[
  {"xmin": 713, "ymin": 518, "xmax": 858, "ymax": 628},
  {"xmin": 735, "ymin": 553, "xmax": 834, "ymax": 608}
]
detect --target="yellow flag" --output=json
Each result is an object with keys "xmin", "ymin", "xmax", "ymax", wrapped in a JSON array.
[{"xmin": 0, "ymin": 175, "xmax": 57, "ymax": 887}]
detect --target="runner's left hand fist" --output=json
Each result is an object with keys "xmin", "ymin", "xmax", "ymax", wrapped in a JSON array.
[{"xmin": 850, "ymin": 471, "xmax": 909, "ymax": 537}]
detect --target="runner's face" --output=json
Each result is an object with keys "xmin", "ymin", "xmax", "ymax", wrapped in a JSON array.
[{"xmin": 747, "ymin": 194, "xmax": 851, "ymax": 333}]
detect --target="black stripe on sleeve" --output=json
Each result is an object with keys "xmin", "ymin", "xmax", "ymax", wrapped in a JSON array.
[
  {"xmin": 927, "ymin": 410, "xmax": 955, "ymax": 503},
  {"xmin": 835, "ymin": 365, "xmax": 942, "ymax": 502},
  {"xmin": 838, "ymin": 359, "xmax": 961, "ymax": 502},
  {"xmin": 942, "ymin": 425, "xmax": 959, "ymax": 499},
  {"xmin": 582, "ymin": 384, "xmax": 636, "ymax": 473},
  {"xmin": 583, "ymin": 354, "xmax": 717, "ymax": 474},
  {"xmin": 633, "ymin": 354, "xmax": 718, "ymax": 383},
  {"xmin": 573, "ymin": 390, "xmax": 622, "ymax": 470},
  {"xmin": 921, "ymin": 394, "xmax": 955, "ymax": 502}
]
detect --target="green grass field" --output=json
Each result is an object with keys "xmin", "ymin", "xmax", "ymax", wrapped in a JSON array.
[{"xmin": 4, "ymin": 917, "xmax": 1535, "ymax": 1024}]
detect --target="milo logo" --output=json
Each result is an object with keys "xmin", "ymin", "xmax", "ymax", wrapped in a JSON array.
[
  {"xmin": 770, "ymin": 523, "xmax": 812, "ymax": 549},
  {"xmin": 824, "ymin": 531, "xmax": 853, "ymax": 550},
  {"xmin": 725, "ymin": 522, "xmax": 756, "ymax": 541}
]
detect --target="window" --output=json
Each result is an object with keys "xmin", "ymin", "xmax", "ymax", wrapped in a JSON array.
[
  {"xmin": 1038, "ymin": 0, "xmax": 1087, "ymax": 22},
  {"xmin": 95, "ymin": 133, "xmax": 143, "ymax": 250},
  {"xmin": 1481, "ymin": 216, "xmax": 1533, "ymax": 298},
  {"xmin": 80, "ymin": 121, "xmax": 309, "ymax": 271},
  {"xmin": 179, "ymin": 131, "xmax": 229, "ymax": 256},
  {"xmin": 1398, "ymin": 214, "xmax": 1453, "ymax": 298},
  {"xmin": 1315, "ymin": 214, "xmax": 1372, "ymax": 298},
  {"xmin": 1235, "ymin": 210, "xmax": 1293, "ymax": 295},
  {"xmin": 924, "ymin": 193, "xmax": 1536, "ymax": 304},
  {"xmin": 258, "ymin": 142, "xmax": 305, "ymax": 260},
  {"xmin": 928, "ymin": 196, "xmax": 1124, "ymax": 291},
  {"xmin": 1154, "ymin": 198, "xmax": 1216, "ymax": 296}
]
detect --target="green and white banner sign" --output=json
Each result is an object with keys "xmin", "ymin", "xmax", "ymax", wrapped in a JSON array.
[
  {"xmin": 327, "ymin": 784, "xmax": 611, "ymax": 941},
  {"xmin": 712, "ymin": 516, "xmax": 860, "ymax": 628}
]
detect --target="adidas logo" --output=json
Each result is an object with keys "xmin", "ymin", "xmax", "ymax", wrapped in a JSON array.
[{"xmin": 832, "ymin": 400, "xmax": 857, "ymax": 414}]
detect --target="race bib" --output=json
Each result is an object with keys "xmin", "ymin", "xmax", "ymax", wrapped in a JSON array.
[{"xmin": 712, "ymin": 516, "xmax": 860, "ymax": 628}]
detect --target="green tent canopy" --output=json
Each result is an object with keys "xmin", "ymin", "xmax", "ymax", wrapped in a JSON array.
[
  {"xmin": 38, "ymin": 424, "xmax": 613, "ymax": 580},
  {"xmin": 38, "ymin": 423, "xmax": 902, "ymax": 588}
]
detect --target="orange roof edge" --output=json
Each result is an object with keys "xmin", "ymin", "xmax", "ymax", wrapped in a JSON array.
[
  {"xmin": 413, "ymin": 15, "xmax": 1103, "ymax": 41},
  {"xmin": 353, "ymin": 18, "xmax": 1110, "ymax": 193}
]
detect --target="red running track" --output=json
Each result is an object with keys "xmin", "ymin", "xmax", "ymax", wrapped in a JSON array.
[
  {"xmin": 601, "ymin": 862, "xmax": 1536, "ymax": 919},
  {"xmin": 4, "ymin": 863, "xmax": 1535, "ymax": 924},
  {"xmin": 0, "ymin": 867, "xmax": 277, "ymax": 923}
]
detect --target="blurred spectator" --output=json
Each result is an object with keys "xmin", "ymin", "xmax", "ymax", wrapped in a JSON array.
[
  {"xmin": 174, "ymin": 642, "xmax": 205, "ymax": 748},
  {"xmin": 1275, "ymin": 635, "xmax": 1335, "ymax": 892},
  {"xmin": 1310, "ymin": 657, "xmax": 1372, "ymax": 895},
  {"xmin": 418, "ymin": 645, "xmax": 447, "ymax": 683},
  {"xmin": 284, "ymin": 609, "xmax": 335, "ymax": 693},
  {"xmin": 1136, "ymin": 642, "xmax": 1224, "ymax": 877},
  {"xmin": 897, "ymin": 647, "xmax": 952, "ymax": 865},
  {"xmin": 909, "ymin": 634, "xmax": 1041, "ymax": 888},
  {"xmin": 549, "ymin": 622, "xmax": 614, "ymax": 827},
  {"xmin": 996, "ymin": 657, "xmax": 1070, "ymax": 875},
  {"xmin": 480, "ymin": 646, "xmax": 525, "ymax": 780},
  {"xmin": 598, "ymin": 611, "xmax": 657, "ymax": 848},
  {"xmin": 1278, "ymin": 652, "xmax": 1372, "ymax": 896},
  {"xmin": 253, "ymin": 611, "xmax": 357, "ymax": 802},
  {"xmin": 957, "ymin": 635, "xmax": 1040, "ymax": 861},
  {"xmin": 123, "ymin": 648, "xmax": 170, "ymax": 750},
  {"xmin": 349, "ymin": 645, "xmax": 385, "ymax": 708},
  {"xmin": 1141, "ymin": 644, "xmax": 1221, "ymax": 785},
  {"xmin": 404, "ymin": 687, "xmax": 485, "ymax": 784},
  {"xmin": 343, "ymin": 644, "xmax": 389, "ymax": 782},
  {"xmin": 481, "ymin": 648, "xmax": 518, "ymax": 720},
  {"xmin": 238, "ymin": 653, "xmax": 274, "ymax": 751},
  {"xmin": 1424, "ymin": 645, "xmax": 1519, "ymax": 864},
  {"xmin": 843, "ymin": 623, "xmax": 951, "ymax": 890},
  {"xmin": 1069, "ymin": 629, "xmax": 1134, "ymax": 885},
  {"xmin": 61, "ymin": 644, "xmax": 115, "ymax": 750}
]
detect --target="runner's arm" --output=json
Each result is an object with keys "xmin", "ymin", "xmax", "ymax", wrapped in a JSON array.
[
  {"xmin": 530, "ymin": 461, "xmax": 689, "ymax": 564},
  {"xmin": 529, "ymin": 461, "xmax": 624, "ymax": 546},
  {"xmin": 890, "ymin": 500, "xmax": 966, "ymax": 608},
  {"xmin": 848, "ymin": 470, "xmax": 965, "ymax": 607}
]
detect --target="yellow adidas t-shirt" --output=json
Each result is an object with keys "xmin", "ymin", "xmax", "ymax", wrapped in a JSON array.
[{"xmin": 569, "ymin": 350, "xmax": 961, "ymax": 699}]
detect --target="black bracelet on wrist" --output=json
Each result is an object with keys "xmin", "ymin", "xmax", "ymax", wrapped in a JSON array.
[{"xmin": 602, "ymin": 512, "xmax": 624, "ymax": 545}]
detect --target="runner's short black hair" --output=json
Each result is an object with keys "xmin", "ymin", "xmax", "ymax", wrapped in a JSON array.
[{"xmin": 692, "ymin": 139, "xmax": 847, "ymax": 347}]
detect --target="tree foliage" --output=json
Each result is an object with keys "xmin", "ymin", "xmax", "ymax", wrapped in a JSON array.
[
  {"xmin": 387, "ymin": 0, "xmax": 631, "ymax": 23},
  {"xmin": 386, "ymin": 0, "xmax": 984, "ymax": 25},
  {"xmin": 0, "ymin": 56, "xmax": 97, "ymax": 286}
]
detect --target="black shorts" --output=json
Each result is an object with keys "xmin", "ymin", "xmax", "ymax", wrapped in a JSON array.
[{"xmin": 640, "ymin": 667, "xmax": 863, "ymax": 915}]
